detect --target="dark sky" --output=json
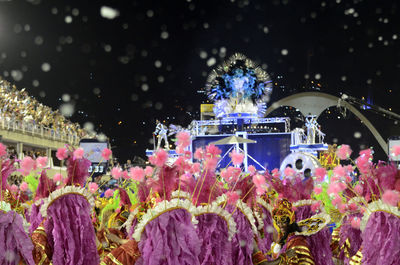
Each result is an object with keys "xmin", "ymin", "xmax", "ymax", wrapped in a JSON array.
[{"xmin": 0, "ymin": 0, "xmax": 399, "ymax": 162}]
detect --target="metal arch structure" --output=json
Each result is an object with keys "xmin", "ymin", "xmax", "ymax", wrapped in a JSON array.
[{"xmin": 264, "ymin": 92, "xmax": 388, "ymax": 155}]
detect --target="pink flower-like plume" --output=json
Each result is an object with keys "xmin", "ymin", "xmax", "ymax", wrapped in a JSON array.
[
  {"xmin": 336, "ymin": 144, "xmax": 352, "ymax": 160},
  {"xmin": 56, "ymin": 147, "xmax": 68, "ymax": 161},
  {"xmin": 101, "ymin": 148, "xmax": 112, "ymax": 160},
  {"xmin": 73, "ymin": 148, "xmax": 84, "ymax": 159}
]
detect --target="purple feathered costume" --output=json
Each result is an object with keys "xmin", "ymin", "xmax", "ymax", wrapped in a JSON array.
[
  {"xmin": 362, "ymin": 211, "xmax": 400, "ymax": 265},
  {"xmin": 196, "ymin": 213, "xmax": 233, "ymax": 265},
  {"xmin": 136, "ymin": 208, "xmax": 201, "ymax": 265},
  {"xmin": 295, "ymin": 204, "xmax": 334, "ymax": 265},
  {"xmin": 0, "ymin": 210, "xmax": 35, "ymax": 265},
  {"xmin": 43, "ymin": 156, "xmax": 99, "ymax": 265},
  {"xmin": 257, "ymin": 204, "xmax": 274, "ymax": 254},
  {"xmin": 226, "ymin": 204, "xmax": 254, "ymax": 265}
]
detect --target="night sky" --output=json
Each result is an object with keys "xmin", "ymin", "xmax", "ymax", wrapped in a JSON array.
[{"xmin": 0, "ymin": 0, "xmax": 399, "ymax": 163}]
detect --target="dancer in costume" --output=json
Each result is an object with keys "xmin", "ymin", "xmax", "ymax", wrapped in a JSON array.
[
  {"xmin": 0, "ymin": 154, "xmax": 35, "ymax": 265},
  {"xmin": 252, "ymin": 199, "xmax": 315, "ymax": 265},
  {"xmin": 154, "ymin": 120, "xmax": 169, "ymax": 150},
  {"xmin": 32, "ymin": 149, "xmax": 99, "ymax": 265}
]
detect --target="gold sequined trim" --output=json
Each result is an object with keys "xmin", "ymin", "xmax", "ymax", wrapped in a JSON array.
[
  {"xmin": 291, "ymin": 246, "xmax": 311, "ymax": 252},
  {"xmin": 33, "ymin": 230, "xmax": 47, "ymax": 238},
  {"xmin": 106, "ymin": 253, "xmax": 124, "ymax": 265},
  {"xmin": 298, "ymin": 257, "xmax": 315, "ymax": 265}
]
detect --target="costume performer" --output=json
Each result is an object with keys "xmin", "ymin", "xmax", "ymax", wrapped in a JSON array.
[
  {"xmin": 252, "ymin": 199, "xmax": 315, "ymax": 265},
  {"xmin": 154, "ymin": 120, "xmax": 169, "ymax": 150},
  {"xmin": 33, "ymin": 154, "xmax": 99, "ymax": 265}
]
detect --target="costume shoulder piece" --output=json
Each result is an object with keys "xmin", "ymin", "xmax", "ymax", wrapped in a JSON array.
[
  {"xmin": 360, "ymin": 199, "xmax": 400, "ymax": 231},
  {"xmin": 40, "ymin": 185, "xmax": 95, "ymax": 217},
  {"xmin": 256, "ymin": 196, "xmax": 273, "ymax": 214},
  {"xmin": 132, "ymin": 198, "xmax": 198, "ymax": 242},
  {"xmin": 171, "ymin": 190, "xmax": 191, "ymax": 200},
  {"xmin": 235, "ymin": 199, "xmax": 259, "ymax": 235},
  {"xmin": 196, "ymin": 201, "xmax": 237, "ymax": 240},
  {"xmin": 295, "ymin": 212, "xmax": 331, "ymax": 236}
]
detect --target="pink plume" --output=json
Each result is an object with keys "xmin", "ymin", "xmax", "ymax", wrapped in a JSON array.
[
  {"xmin": 65, "ymin": 156, "xmax": 91, "ymax": 186},
  {"xmin": 314, "ymin": 167, "xmax": 327, "ymax": 182},
  {"xmin": 184, "ymin": 150, "xmax": 192, "ymax": 159},
  {"xmin": 256, "ymin": 186, "xmax": 265, "ymax": 195},
  {"xmin": 122, "ymin": 170, "xmax": 130, "ymax": 180},
  {"xmin": 205, "ymin": 144, "xmax": 221, "ymax": 159},
  {"xmin": 101, "ymin": 148, "xmax": 112, "ymax": 160},
  {"xmin": 204, "ymin": 157, "xmax": 218, "ymax": 170},
  {"xmin": 190, "ymin": 163, "xmax": 201, "ymax": 174},
  {"xmin": 327, "ymin": 182, "xmax": 345, "ymax": 195},
  {"xmin": 176, "ymin": 131, "xmax": 191, "ymax": 148},
  {"xmin": 356, "ymin": 155, "xmax": 371, "ymax": 175},
  {"xmin": 149, "ymin": 149, "xmax": 168, "ymax": 167},
  {"xmin": 144, "ymin": 166, "xmax": 154, "ymax": 176},
  {"xmin": 333, "ymin": 165, "xmax": 346, "ymax": 178},
  {"xmin": 88, "ymin": 182, "xmax": 98, "ymax": 193},
  {"xmin": 350, "ymin": 217, "xmax": 361, "ymax": 229},
  {"xmin": 111, "ymin": 167, "xmax": 122, "ymax": 179},
  {"xmin": 284, "ymin": 167, "xmax": 295, "ymax": 177},
  {"xmin": 105, "ymin": 189, "xmax": 114, "ymax": 198},
  {"xmin": 348, "ymin": 203, "xmax": 358, "ymax": 212},
  {"xmin": 226, "ymin": 191, "xmax": 239, "ymax": 205},
  {"xmin": 175, "ymin": 145, "xmax": 185, "ymax": 154},
  {"xmin": 73, "ymin": 148, "xmax": 84, "ymax": 159},
  {"xmin": 53, "ymin": 173, "xmax": 63, "ymax": 182},
  {"xmin": 174, "ymin": 156, "xmax": 190, "ymax": 171},
  {"xmin": 130, "ymin": 166, "xmax": 145, "ymax": 181},
  {"xmin": 220, "ymin": 169, "xmax": 230, "ymax": 183},
  {"xmin": 194, "ymin": 147, "xmax": 205, "ymax": 160},
  {"xmin": 20, "ymin": 156, "xmax": 35, "ymax": 176},
  {"xmin": 227, "ymin": 166, "xmax": 241, "ymax": 182},
  {"xmin": 314, "ymin": 186, "xmax": 323, "ymax": 195},
  {"xmin": 10, "ymin": 184, "xmax": 18, "ymax": 193},
  {"xmin": 248, "ymin": 165, "xmax": 256, "ymax": 174},
  {"xmin": 230, "ymin": 149, "xmax": 244, "ymax": 166},
  {"xmin": 0, "ymin": 143, "xmax": 7, "ymax": 157},
  {"xmin": 332, "ymin": 194, "xmax": 342, "ymax": 206},
  {"xmin": 252, "ymin": 174, "xmax": 266, "ymax": 188},
  {"xmin": 36, "ymin": 156, "xmax": 48, "ymax": 169},
  {"xmin": 382, "ymin": 190, "xmax": 400, "ymax": 206},
  {"xmin": 20, "ymin": 182, "xmax": 28, "ymax": 192},
  {"xmin": 311, "ymin": 201, "xmax": 321, "ymax": 212},
  {"xmin": 359, "ymin": 148, "xmax": 373, "ymax": 160},
  {"xmin": 354, "ymin": 184, "xmax": 363, "ymax": 194},
  {"xmin": 271, "ymin": 168, "xmax": 280, "ymax": 178},
  {"xmin": 338, "ymin": 203, "xmax": 347, "ymax": 213},
  {"xmin": 56, "ymin": 147, "xmax": 68, "ymax": 160},
  {"xmin": 35, "ymin": 171, "xmax": 56, "ymax": 201},
  {"xmin": 336, "ymin": 144, "xmax": 352, "ymax": 160}
]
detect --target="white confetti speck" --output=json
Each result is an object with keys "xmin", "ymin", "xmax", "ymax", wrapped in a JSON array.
[
  {"xmin": 60, "ymin": 103, "xmax": 75, "ymax": 117},
  {"xmin": 41, "ymin": 62, "xmax": 51, "ymax": 72},
  {"xmin": 100, "ymin": 6, "xmax": 119, "ymax": 20},
  {"xmin": 206, "ymin": 57, "xmax": 216, "ymax": 67},
  {"xmin": 65, "ymin": 16, "xmax": 73, "ymax": 23}
]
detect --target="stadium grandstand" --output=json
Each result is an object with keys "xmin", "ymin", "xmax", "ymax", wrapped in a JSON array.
[{"xmin": 0, "ymin": 77, "xmax": 90, "ymax": 171}]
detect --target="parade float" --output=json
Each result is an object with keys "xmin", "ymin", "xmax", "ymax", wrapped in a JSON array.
[{"xmin": 148, "ymin": 53, "xmax": 330, "ymax": 176}]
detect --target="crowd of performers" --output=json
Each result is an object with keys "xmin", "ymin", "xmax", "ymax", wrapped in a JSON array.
[{"xmin": 1, "ymin": 131, "xmax": 400, "ymax": 265}]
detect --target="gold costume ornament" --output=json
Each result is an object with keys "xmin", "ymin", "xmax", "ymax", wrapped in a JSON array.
[
  {"xmin": 273, "ymin": 199, "xmax": 296, "ymax": 224},
  {"xmin": 319, "ymin": 144, "xmax": 340, "ymax": 169},
  {"xmin": 295, "ymin": 213, "xmax": 331, "ymax": 236}
]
